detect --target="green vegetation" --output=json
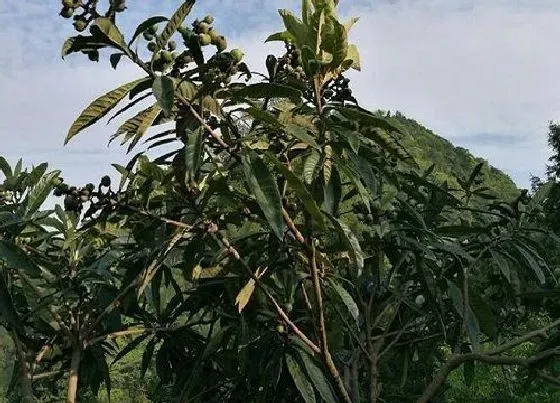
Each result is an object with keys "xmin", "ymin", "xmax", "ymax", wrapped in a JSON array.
[{"xmin": 2, "ymin": 1, "xmax": 560, "ymax": 402}]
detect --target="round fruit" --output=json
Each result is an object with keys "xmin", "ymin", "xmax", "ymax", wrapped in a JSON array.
[
  {"xmin": 276, "ymin": 324, "xmax": 285, "ymax": 334},
  {"xmin": 230, "ymin": 48, "xmax": 244, "ymax": 63},
  {"xmin": 198, "ymin": 22, "xmax": 210, "ymax": 34},
  {"xmin": 147, "ymin": 24, "xmax": 158, "ymax": 34},
  {"xmin": 415, "ymin": 295, "xmax": 426, "ymax": 306},
  {"xmin": 177, "ymin": 26, "xmax": 189, "ymax": 35},
  {"xmin": 60, "ymin": 6, "xmax": 74, "ymax": 18},
  {"xmin": 198, "ymin": 33, "xmax": 212, "ymax": 46},
  {"xmin": 285, "ymin": 303, "xmax": 293, "ymax": 313},
  {"xmin": 62, "ymin": 0, "xmax": 76, "ymax": 7},
  {"xmin": 203, "ymin": 15, "xmax": 214, "ymax": 24},
  {"xmin": 209, "ymin": 30, "xmax": 221, "ymax": 44},
  {"xmin": 162, "ymin": 50, "xmax": 174, "ymax": 63},
  {"xmin": 143, "ymin": 32, "xmax": 154, "ymax": 41},
  {"xmin": 167, "ymin": 40, "xmax": 177, "ymax": 51},
  {"xmin": 216, "ymin": 37, "xmax": 227, "ymax": 52},
  {"xmin": 73, "ymin": 18, "xmax": 87, "ymax": 32},
  {"xmin": 100, "ymin": 176, "xmax": 111, "ymax": 187},
  {"xmin": 147, "ymin": 42, "xmax": 157, "ymax": 52},
  {"xmin": 554, "ymin": 267, "xmax": 560, "ymax": 278}
]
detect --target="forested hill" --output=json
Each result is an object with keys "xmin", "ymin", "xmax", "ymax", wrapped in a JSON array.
[{"xmin": 383, "ymin": 110, "xmax": 520, "ymax": 200}]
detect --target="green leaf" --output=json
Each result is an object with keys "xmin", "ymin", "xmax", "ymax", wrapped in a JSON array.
[
  {"xmin": 511, "ymin": 242, "xmax": 546, "ymax": 285},
  {"xmin": 26, "ymin": 171, "xmax": 60, "ymax": 215},
  {"xmin": 322, "ymin": 168, "xmax": 341, "ymax": 215},
  {"xmin": 296, "ymin": 349, "xmax": 337, "ymax": 403},
  {"xmin": 342, "ymin": 44, "xmax": 360, "ymax": 71},
  {"xmin": 184, "ymin": 129, "xmax": 204, "ymax": 183},
  {"xmin": 235, "ymin": 279, "xmax": 256, "ymax": 313},
  {"xmin": 0, "ymin": 275, "xmax": 24, "ymax": 334},
  {"xmin": 332, "ymin": 105, "xmax": 404, "ymax": 135},
  {"xmin": 0, "ymin": 156, "xmax": 12, "ymax": 178},
  {"xmin": 330, "ymin": 217, "xmax": 364, "ymax": 270},
  {"xmin": 266, "ymin": 153, "xmax": 326, "ymax": 229},
  {"xmin": 66, "ymin": 78, "xmax": 144, "ymax": 143},
  {"xmin": 112, "ymin": 334, "xmax": 149, "ymax": 365},
  {"xmin": 278, "ymin": 9, "xmax": 309, "ymax": 48},
  {"xmin": 242, "ymin": 152, "xmax": 284, "ymax": 240},
  {"xmin": 61, "ymin": 35, "xmax": 109, "ymax": 59},
  {"xmin": 446, "ymin": 280, "xmax": 480, "ymax": 350},
  {"xmin": 303, "ymin": 151, "xmax": 321, "ymax": 185},
  {"xmin": 302, "ymin": 0, "xmax": 314, "ymax": 25},
  {"xmin": 92, "ymin": 17, "xmax": 130, "ymax": 54},
  {"xmin": 329, "ymin": 280, "xmax": 359, "ymax": 323},
  {"xmin": 321, "ymin": 16, "xmax": 348, "ymax": 67},
  {"xmin": 114, "ymin": 104, "xmax": 162, "ymax": 147},
  {"xmin": 24, "ymin": 163, "xmax": 48, "ymax": 187},
  {"xmin": 129, "ymin": 16, "xmax": 168, "ymax": 45},
  {"xmin": 285, "ymin": 124, "xmax": 318, "ymax": 148},
  {"xmin": 110, "ymin": 53, "xmax": 124, "ymax": 69},
  {"xmin": 156, "ymin": 0, "xmax": 195, "ymax": 52},
  {"xmin": 152, "ymin": 76, "xmax": 176, "ymax": 117},
  {"xmin": 344, "ymin": 17, "xmax": 360, "ymax": 33},
  {"xmin": 490, "ymin": 249, "xmax": 511, "ymax": 283},
  {"xmin": 233, "ymin": 83, "xmax": 302, "ymax": 102},
  {"xmin": 0, "ymin": 241, "xmax": 41, "ymax": 278},
  {"xmin": 265, "ymin": 31, "xmax": 297, "ymax": 43},
  {"xmin": 286, "ymin": 354, "xmax": 316, "ymax": 403},
  {"xmin": 141, "ymin": 338, "xmax": 157, "ymax": 378},
  {"xmin": 469, "ymin": 289, "xmax": 497, "ymax": 338}
]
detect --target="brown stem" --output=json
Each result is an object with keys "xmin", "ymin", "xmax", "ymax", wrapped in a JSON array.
[
  {"xmin": 86, "ymin": 326, "xmax": 174, "ymax": 348},
  {"xmin": 418, "ymin": 348, "xmax": 560, "ymax": 403},
  {"xmin": 66, "ymin": 344, "xmax": 81, "ymax": 403}
]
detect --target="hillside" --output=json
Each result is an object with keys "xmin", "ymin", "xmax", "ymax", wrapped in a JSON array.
[{"xmin": 383, "ymin": 110, "xmax": 520, "ymax": 200}]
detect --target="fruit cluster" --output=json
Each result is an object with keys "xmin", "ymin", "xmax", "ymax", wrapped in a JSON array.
[
  {"xmin": 323, "ymin": 75, "xmax": 356, "ymax": 104},
  {"xmin": 53, "ymin": 176, "xmax": 116, "ymax": 218},
  {"xmin": 59, "ymin": 0, "xmax": 126, "ymax": 32},
  {"xmin": 266, "ymin": 43, "xmax": 306, "ymax": 83},
  {"xmin": 178, "ymin": 15, "xmax": 227, "ymax": 53}
]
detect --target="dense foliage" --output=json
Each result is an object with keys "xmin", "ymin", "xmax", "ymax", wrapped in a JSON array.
[{"xmin": 2, "ymin": 1, "xmax": 560, "ymax": 402}]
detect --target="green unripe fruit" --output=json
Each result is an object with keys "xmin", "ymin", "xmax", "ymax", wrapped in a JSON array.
[
  {"xmin": 276, "ymin": 324, "xmax": 285, "ymax": 334},
  {"xmin": 285, "ymin": 303, "xmax": 293, "ymax": 313},
  {"xmin": 203, "ymin": 15, "xmax": 214, "ymax": 24},
  {"xmin": 554, "ymin": 268, "xmax": 560, "ymax": 278},
  {"xmin": 162, "ymin": 50, "xmax": 174, "ymax": 62},
  {"xmin": 60, "ymin": 6, "xmax": 74, "ymax": 18},
  {"xmin": 143, "ymin": 32, "xmax": 154, "ymax": 41},
  {"xmin": 167, "ymin": 40, "xmax": 177, "ymax": 51},
  {"xmin": 415, "ymin": 295, "xmax": 426, "ymax": 306},
  {"xmin": 230, "ymin": 48, "xmax": 244, "ymax": 63},
  {"xmin": 198, "ymin": 22, "xmax": 210, "ymax": 34},
  {"xmin": 147, "ymin": 41, "xmax": 157, "ymax": 52},
  {"xmin": 115, "ymin": 1, "xmax": 126, "ymax": 12},
  {"xmin": 63, "ymin": 0, "xmax": 76, "ymax": 7},
  {"xmin": 209, "ymin": 30, "xmax": 221, "ymax": 44},
  {"xmin": 147, "ymin": 24, "xmax": 158, "ymax": 34},
  {"xmin": 216, "ymin": 37, "xmax": 227, "ymax": 52},
  {"xmin": 177, "ymin": 25, "xmax": 189, "ymax": 35},
  {"xmin": 198, "ymin": 33, "xmax": 212, "ymax": 46},
  {"xmin": 73, "ymin": 18, "xmax": 87, "ymax": 32}
]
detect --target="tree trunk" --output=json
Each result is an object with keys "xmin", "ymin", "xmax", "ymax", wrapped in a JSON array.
[
  {"xmin": 66, "ymin": 345, "xmax": 81, "ymax": 403},
  {"xmin": 11, "ymin": 332, "xmax": 34, "ymax": 403}
]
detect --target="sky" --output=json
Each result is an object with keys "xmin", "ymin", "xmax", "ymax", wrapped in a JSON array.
[{"xmin": 1, "ymin": 0, "xmax": 560, "ymax": 189}]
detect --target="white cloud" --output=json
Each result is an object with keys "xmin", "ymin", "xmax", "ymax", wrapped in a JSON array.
[{"xmin": 1, "ymin": 0, "xmax": 559, "ymax": 190}]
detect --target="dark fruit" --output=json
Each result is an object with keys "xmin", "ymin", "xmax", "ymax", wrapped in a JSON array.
[
  {"xmin": 60, "ymin": 6, "xmax": 74, "ymax": 18},
  {"xmin": 216, "ymin": 37, "xmax": 227, "ymax": 52},
  {"xmin": 143, "ymin": 32, "xmax": 155, "ymax": 41},
  {"xmin": 73, "ymin": 18, "xmax": 87, "ymax": 32},
  {"xmin": 147, "ymin": 24, "xmax": 158, "ymax": 35},
  {"xmin": 167, "ymin": 40, "xmax": 177, "ymax": 51},
  {"xmin": 100, "ymin": 175, "xmax": 111, "ymax": 187},
  {"xmin": 147, "ymin": 42, "xmax": 157, "ymax": 52},
  {"xmin": 203, "ymin": 15, "xmax": 214, "ymax": 24}
]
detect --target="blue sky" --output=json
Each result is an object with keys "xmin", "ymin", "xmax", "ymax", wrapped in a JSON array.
[{"xmin": 1, "ymin": 0, "xmax": 559, "ymax": 188}]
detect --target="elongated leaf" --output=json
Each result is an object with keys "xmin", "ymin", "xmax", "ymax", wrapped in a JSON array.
[
  {"xmin": 141, "ymin": 338, "xmax": 157, "ymax": 378},
  {"xmin": 235, "ymin": 279, "xmax": 256, "ymax": 313},
  {"xmin": 112, "ymin": 334, "xmax": 149, "ymax": 365},
  {"xmin": 24, "ymin": 162, "xmax": 48, "ymax": 187},
  {"xmin": 321, "ymin": 16, "xmax": 348, "ymax": 67},
  {"xmin": 297, "ymin": 349, "xmax": 337, "ymax": 403},
  {"xmin": 302, "ymin": 0, "xmax": 314, "ymax": 25},
  {"xmin": 469, "ymin": 289, "xmax": 497, "ymax": 338},
  {"xmin": 322, "ymin": 167, "xmax": 341, "ymax": 215},
  {"xmin": 129, "ymin": 16, "xmax": 168, "ymax": 45},
  {"xmin": 234, "ymin": 83, "xmax": 302, "ymax": 101},
  {"xmin": 156, "ymin": 0, "xmax": 195, "ymax": 51},
  {"xmin": 114, "ymin": 104, "xmax": 162, "ymax": 146},
  {"xmin": 285, "ymin": 124, "xmax": 318, "ymax": 148},
  {"xmin": 303, "ymin": 151, "xmax": 321, "ymax": 184},
  {"xmin": 342, "ymin": 44, "xmax": 360, "ymax": 71},
  {"xmin": 447, "ymin": 280, "xmax": 480, "ymax": 350},
  {"xmin": 286, "ymin": 354, "xmax": 316, "ymax": 403},
  {"xmin": 92, "ymin": 17, "xmax": 129, "ymax": 54},
  {"xmin": 0, "ymin": 275, "xmax": 24, "ymax": 334},
  {"xmin": 184, "ymin": 129, "xmax": 204, "ymax": 183},
  {"xmin": 278, "ymin": 9, "xmax": 309, "ymax": 48},
  {"xmin": 152, "ymin": 76, "xmax": 176, "ymax": 117},
  {"xmin": 330, "ymin": 218, "xmax": 364, "ymax": 270},
  {"xmin": 266, "ymin": 153, "xmax": 325, "ymax": 228},
  {"xmin": 333, "ymin": 105, "xmax": 404, "ymax": 135},
  {"xmin": 61, "ymin": 35, "xmax": 108, "ymax": 58},
  {"xmin": 0, "ymin": 241, "xmax": 41, "ymax": 278},
  {"xmin": 26, "ymin": 171, "xmax": 60, "ymax": 214},
  {"xmin": 66, "ymin": 78, "xmax": 144, "ymax": 143},
  {"xmin": 265, "ymin": 31, "xmax": 297, "ymax": 43},
  {"xmin": 0, "ymin": 156, "xmax": 12, "ymax": 178},
  {"xmin": 330, "ymin": 280, "xmax": 359, "ymax": 323},
  {"xmin": 490, "ymin": 249, "xmax": 511, "ymax": 283},
  {"xmin": 242, "ymin": 152, "xmax": 284, "ymax": 240},
  {"xmin": 511, "ymin": 243, "xmax": 546, "ymax": 284}
]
